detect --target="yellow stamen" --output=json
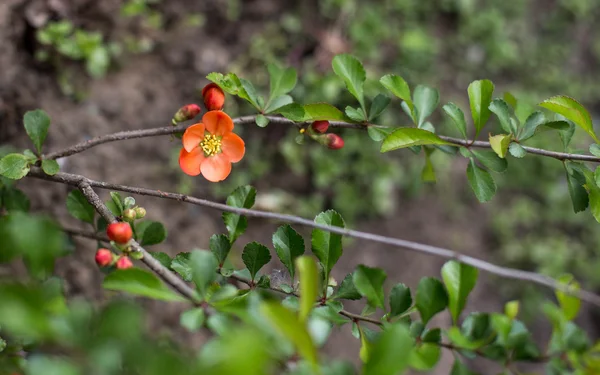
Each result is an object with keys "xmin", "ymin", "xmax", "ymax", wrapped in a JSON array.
[{"xmin": 200, "ymin": 134, "xmax": 222, "ymax": 156}]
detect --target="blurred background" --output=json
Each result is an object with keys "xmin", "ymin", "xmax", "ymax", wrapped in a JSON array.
[{"xmin": 1, "ymin": 0, "xmax": 600, "ymax": 373}]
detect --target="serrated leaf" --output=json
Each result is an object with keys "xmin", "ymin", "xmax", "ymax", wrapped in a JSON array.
[
  {"xmin": 345, "ymin": 106, "xmax": 366, "ymax": 122},
  {"xmin": 353, "ymin": 265, "xmax": 386, "ymax": 309},
  {"xmin": 103, "ymin": 268, "xmax": 186, "ymax": 302},
  {"xmin": 311, "ymin": 210, "xmax": 345, "ymax": 291},
  {"xmin": 466, "ymin": 158, "xmax": 497, "ymax": 202},
  {"xmin": 467, "ymin": 79, "xmax": 495, "ymax": 137},
  {"xmin": 148, "ymin": 251, "xmax": 171, "ymax": 268},
  {"xmin": 389, "ymin": 283, "xmax": 412, "ymax": 317},
  {"xmin": 170, "ymin": 252, "xmax": 192, "ymax": 281},
  {"xmin": 239, "ymin": 78, "xmax": 261, "ymax": 110},
  {"xmin": 539, "ymin": 95, "xmax": 598, "ymax": 142},
  {"xmin": 369, "ymin": 94, "xmax": 391, "ymax": 121},
  {"xmin": 413, "ymin": 85, "xmax": 439, "ymax": 127},
  {"xmin": 471, "ymin": 150, "xmax": 507, "ymax": 173},
  {"xmin": 442, "ymin": 102, "xmax": 468, "ymax": 139},
  {"xmin": 363, "ymin": 323, "xmax": 413, "ymax": 375},
  {"xmin": 297, "ymin": 256, "xmax": 319, "ymax": 323},
  {"xmin": 302, "ymin": 103, "xmax": 346, "ymax": 121},
  {"xmin": 190, "ymin": 250, "xmax": 218, "ymax": 299},
  {"xmin": 255, "ymin": 114, "xmax": 269, "ymax": 127},
  {"xmin": 264, "ymin": 95, "xmax": 293, "ymax": 113},
  {"xmin": 41, "ymin": 159, "xmax": 59, "ymax": 175},
  {"xmin": 333, "ymin": 273, "xmax": 362, "ymax": 300},
  {"xmin": 272, "ymin": 224, "xmax": 305, "ymax": 280},
  {"xmin": 23, "ymin": 109, "xmax": 51, "ymax": 154},
  {"xmin": 489, "ymin": 134, "xmax": 511, "ymax": 158},
  {"xmin": 508, "ymin": 143, "xmax": 526, "ymax": 158},
  {"xmin": 222, "ymin": 185, "xmax": 256, "ymax": 243},
  {"xmin": 332, "ymin": 54, "xmax": 366, "ymax": 110},
  {"xmin": 137, "ymin": 221, "xmax": 166, "ymax": 246},
  {"xmin": 110, "ymin": 192, "xmax": 124, "ymax": 214},
  {"xmin": 415, "ymin": 277, "xmax": 448, "ymax": 324},
  {"xmin": 381, "ymin": 128, "xmax": 451, "ymax": 153},
  {"xmin": 267, "ymin": 63, "xmax": 297, "ymax": 101},
  {"xmin": 210, "ymin": 234, "xmax": 231, "ymax": 266},
  {"xmin": 66, "ymin": 190, "xmax": 95, "ymax": 224},
  {"xmin": 0, "ymin": 154, "xmax": 30, "ymax": 180},
  {"xmin": 442, "ymin": 261, "xmax": 478, "ymax": 324},
  {"xmin": 489, "ymin": 99, "xmax": 515, "ymax": 134},
  {"xmin": 367, "ymin": 126, "xmax": 395, "ymax": 142},
  {"xmin": 242, "ymin": 242, "xmax": 271, "ymax": 281}
]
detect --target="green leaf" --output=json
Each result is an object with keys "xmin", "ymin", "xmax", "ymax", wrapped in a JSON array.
[
  {"xmin": 222, "ymin": 185, "xmax": 256, "ymax": 243},
  {"xmin": 408, "ymin": 343, "xmax": 441, "ymax": 371},
  {"xmin": 0, "ymin": 153, "xmax": 30, "ymax": 180},
  {"xmin": 206, "ymin": 72, "xmax": 244, "ymax": 96},
  {"xmin": 589, "ymin": 182, "xmax": 600, "ymax": 223},
  {"xmin": 450, "ymin": 360, "xmax": 477, "ymax": 375},
  {"xmin": 539, "ymin": 95, "xmax": 598, "ymax": 142},
  {"xmin": 369, "ymin": 94, "xmax": 391, "ymax": 121},
  {"xmin": 422, "ymin": 148, "xmax": 436, "ymax": 182},
  {"xmin": 519, "ymin": 111, "xmax": 547, "ymax": 141},
  {"xmin": 23, "ymin": 109, "xmax": 51, "ymax": 154},
  {"xmin": 273, "ymin": 224, "xmax": 305, "ymax": 280},
  {"xmin": 381, "ymin": 128, "xmax": 452, "ymax": 153},
  {"xmin": 255, "ymin": 114, "xmax": 269, "ymax": 127},
  {"xmin": 41, "ymin": 159, "xmax": 59, "ymax": 175},
  {"xmin": 389, "ymin": 283, "xmax": 412, "ymax": 317},
  {"xmin": 190, "ymin": 249, "xmax": 218, "ymax": 299},
  {"xmin": 489, "ymin": 134, "xmax": 511, "ymax": 158},
  {"xmin": 311, "ymin": 210, "xmax": 345, "ymax": 290},
  {"xmin": 137, "ymin": 221, "xmax": 166, "ymax": 246},
  {"xmin": 467, "ymin": 79, "xmax": 495, "ymax": 137},
  {"xmin": 466, "ymin": 158, "xmax": 497, "ymax": 202},
  {"xmin": 442, "ymin": 102, "xmax": 468, "ymax": 139},
  {"xmin": 303, "ymin": 103, "xmax": 346, "ymax": 121},
  {"xmin": 367, "ymin": 126, "xmax": 395, "ymax": 142},
  {"xmin": 441, "ymin": 261, "xmax": 478, "ymax": 323},
  {"xmin": 274, "ymin": 103, "xmax": 306, "ymax": 121},
  {"xmin": 103, "ymin": 268, "xmax": 187, "ymax": 302},
  {"xmin": 264, "ymin": 95, "xmax": 293, "ymax": 113},
  {"xmin": 66, "ymin": 190, "xmax": 95, "ymax": 223},
  {"xmin": 415, "ymin": 277, "xmax": 448, "ymax": 325},
  {"xmin": 242, "ymin": 242, "xmax": 271, "ymax": 281},
  {"xmin": 210, "ymin": 234, "xmax": 232, "ymax": 266},
  {"xmin": 260, "ymin": 302, "xmax": 319, "ymax": 368},
  {"xmin": 488, "ymin": 99, "xmax": 515, "ymax": 134},
  {"xmin": 267, "ymin": 63, "xmax": 297, "ymax": 101},
  {"xmin": 296, "ymin": 256, "xmax": 319, "ymax": 323},
  {"xmin": 590, "ymin": 144, "xmax": 600, "ymax": 157},
  {"xmin": 380, "ymin": 74, "xmax": 414, "ymax": 118},
  {"xmin": 86, "ymin": 46, "xmax": 110, "ymax": 78},
  {"xmin": 555, "ymin": 274, "xmax": 581, "ymax": 321},
  {"xmin": 180, "ymin": 308, "xmax": 206, "ymax": 332},
  {"xmin": 471, "ymin": 150, "xmax": 508, "ymax": 173},
  {"xmin": 566, "ymin": 167, "xmax": 588, "ymax": 213},
  {"xmin": 345, "ymin": 106, "xmax": 366, "ymax": 122},
  {"xmin": 413, "ymin": 85, "xmax": 439, "ymax": 127},
  {"xmin": 148, "ymin": 251, "xmax": 171, "ymax": 268},
  {"xmin": 170, "ymin": 252, "xmax": 192, "ymax": 281},
  {"xmin": 1, "ymin": 187, "xmax": 30, "ymax": 212},
  {"xmin": 508, "ymin": 142, "xmax": 526, "ymax": 158},
  {"xmin": 239, "ymin": 78, "xmax": 262, "ymax": 110},
  {"xmin": 110, "ymin": 191, "xmax": 124, "ymax": 214},
  {"xmin": 333, "ymin": 273, "xmax": 362, "ymax": 300},
  {"xmin": 363, "ymin": 323, "xmax": 413, "ymax": 375},
  {"xmin": 332, "ymin": 54, "xmax": 366, "ymax": 110},
  {"xmin": 353, "ymin": 265, "xmax": 386, "ymax": 309}
]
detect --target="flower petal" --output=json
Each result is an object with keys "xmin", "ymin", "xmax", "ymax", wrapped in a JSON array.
[
  {"xmin": 203, "ymin": 111, "xmax": 234, "ymax": 136},
  {"xmin": 221, "ymin": 133, "xmax": 245, "ymax": 163},
  {"xmin": 179, "ymin": 147, "xmax": 204, "ymax": 176},
  {"xmin": 200, "ymin": 153, "xmax": 232, "ymax": 182},
  {"xmin": 182, "ymin": 123, "xmax": 205, "ymax": 152}
]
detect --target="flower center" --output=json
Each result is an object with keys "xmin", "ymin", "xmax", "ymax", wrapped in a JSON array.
[{"xmin": 200, "ymin": 134, "xmax": 222, "ymax": 156}]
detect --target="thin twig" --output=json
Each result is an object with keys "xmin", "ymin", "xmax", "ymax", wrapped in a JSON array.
[
  {"xmin": 63, "ymin": 227, "xmax": 109, "ymax": 242},
  {"xmin": 27, "ymin": 167, "xmax": 600, "ymax": 307},
  {"xmin": 76, "ymin": 182, "xmax": 200, "ymax": 304},
  {"xmin": 43, "ymin": 116, "xmax": 600, "ymax": 163}
]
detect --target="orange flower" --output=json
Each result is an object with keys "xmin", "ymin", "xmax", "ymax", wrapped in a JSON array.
[{"xmin": 179, "ymin": 111, "xmax": 245, "ymax": 182}]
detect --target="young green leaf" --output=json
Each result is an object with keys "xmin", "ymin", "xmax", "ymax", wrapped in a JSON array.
[
  {"xmin": 489, "ymin": 134, "xmax": 511, "ymax": 158},
  {"xmin": 267, "ymin": 63, "xmax": 297, "ymax": 102},
  {"xmin": 103, "ymin": 268, "xmax": 187, "ymax": 302},
  {"xmin": 539, "ymin": 95, "xmax": 598, "ymax": 142},
  {"xmin": 333, "ymin": 273, "xmax": 362, "ymax": 300},
  {"xmin": 367, "ymin": 126, "xmax": 395, "ymax": 142},
  {"xmin": 41, "ymin": 159, "xmax": 59, "ymax": 176},
  {"xmin": 0, "ymin": 154, "xmax": 30, "ymax": 180},
  {"xmin": 381, "ymin": 128, "xmax": 452, "ymax": 153},
  {"xmin": 274, "ymin": 103, "xmax": 306, "ymax": 121},
  {"xmin": 413, "ymin": 85, "xmax": 439, "ymax": 127},
  {"xmin": 66, "ymin": 190, "xmax": 95, "ymax": 223},
  {"xmin": 190, "ymin": 249, "xmax": 218, "ymax": 299},
  {"xmin": 389, "ymin": 283, "xmax": 412, "ymax": 318},
  {"xmin": 488, "ymin": 99, "xmax": 515, "ymax": 134},
  {"xmin": 210, "ymin": 234, "xmax": 232, "ymax": 266},
  {"xmin": 148, "ymin": 251, "xmax": 171, "ymax": 268},
  {"xmin": 369, "ymin": 94, "xmax": 391, "ymax": 121},
  {"xmin": 415, "ymin": 277, "xmax": 448, "ymax": 325},
  {"xmin": 170, "ymin": 252, "xmax": 192, "ymax": 281},
  {"xmin": 408, "ymin": 343, "xmax": 441, "ymax": 371},
  {"xmin": 255, "ymin": 114, "xmax": 270, "ymax": 127},
  {"xmin": 442, "ymin": 102, "xmax": 468, "ymax": 139},
  {"xmin": 441, "ymin": 261, "xmax": 479, "ymax": 324},
  {"xmin": 466, "ymin": 158, "xmax": 497, "ymax": 202},
  {"xmin": 23, "ymin": 109, "xmax": 51, "ymax": 154},
  {"xmin": 110, "ymin": 191, "xmax": 124, "ymax": 214},
  {"xmin": 353, "ymin": 265, "xmax": 386, "ymax": 309},
  {"xmin": 566, "ymin": 167, "xmax": 588, "ymax": 213},
  {"xmin": 272, "ymin": 224, "xmax": 305, "ymax": 280},
  {"xmin": 264, "ymin": 95, "xmax": 293, "ymax": 114},
  {"xmin": 242, "ymin": 242, "xmax": 272, "ymax": 281},
  {"xmin": 590, "ymin": 144, "xmax": 600, "ymax": 157},
  {"xmin": 239, "ymin": 78, "xmax": 262, "ymax": 110},
  {"xmin": 467, "ymin": 79, "xmax": 495, "ymax": 137},
  {"xmin": 363, "ymin": 323, "xmax": 413, "ymax": 375},
  {"xmin": 311, "ymin": 210, "xmax": 345, "ymax": 291},
  {"xmin": 519, "ymin": 111, "xmax": 546, "ymax": 141},
  {"xmin": 471, "ymin": 150, "xmax": 508, "ymax": 173},
  {"xmin": 380, "ymin": 74, "xmax": 414, "ymax": 118},
  {"xmin": 555, "ymin": 274, "xmax": 581, "ymax": 321},
  {"xmin": 332, "ymin": 54, "xmax": 366, "ymax": 111},
  {"xmin": 508, "ymin": 143, "xmax": 526, "ymax": 158},
  {"xmin": 302, "ymin": 103, "xmax": 346, "ymax": 121},
  {"xmin": 345, "ymin": 106, "xmax": 366, "ymax": 122},
  {"xmin": 222, "ymin": 185, "xmax": 256, "ymax": 243},
  {"xmin": 136, "ymin": 221, "xmax": 166, "ymax": 246},
  {"xmin": 296, "ymin": 256, "xmax": 319, "ymax": 323}
]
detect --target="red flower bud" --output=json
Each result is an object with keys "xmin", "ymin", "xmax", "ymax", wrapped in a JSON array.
[
  {"xmin": 326, "ymin": 133, "xmax": 344, "ymax": 149},
  {"xmin": 107, "ymin": 222, "xmax": 133, "ymax": 244},
  {"xmin": 202, "ymin": 83, "xmax": 225, "ymax": 111},
  {"xmin": 173, "ymin": 104, "xmax": 201, "ymax": 124},
  {"xmin": 116, "ymin": 256, "xmax": 133, "ymax": 270},
  {"xmin": 95, "ymin": 248, "xmax": 113, "ymax": 267},
  {"xmin": 311, "ymin": 120, "xmax": 330, "ymax": 134}
]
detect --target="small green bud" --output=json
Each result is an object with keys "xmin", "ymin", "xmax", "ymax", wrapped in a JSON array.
[
  {"xmin": 123, "ymin": 208, "xmax": 136, "ymax": 222},
  {"xmin": 134, "ymin": 207, "xmax": 146, "ymax": 219}
]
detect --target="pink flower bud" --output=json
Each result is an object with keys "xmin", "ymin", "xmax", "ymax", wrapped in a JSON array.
[
  {"xmin": 116, "ymin": 256, "xmax": 133, "ymax": 270},
  {"xmin": 326, "ymin": 134, "xmax": 344, "ymax": 150},
  {"xmin": 95, "ymin": 248, "xmax": 113, "ymax": 267},
  {"xmin": 173, "ymin": 104, "xmax": 201, "ymax": 124},
  {"xmin": 311, "ymin": 120, "xmax": 330, "ymax": 134}
]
